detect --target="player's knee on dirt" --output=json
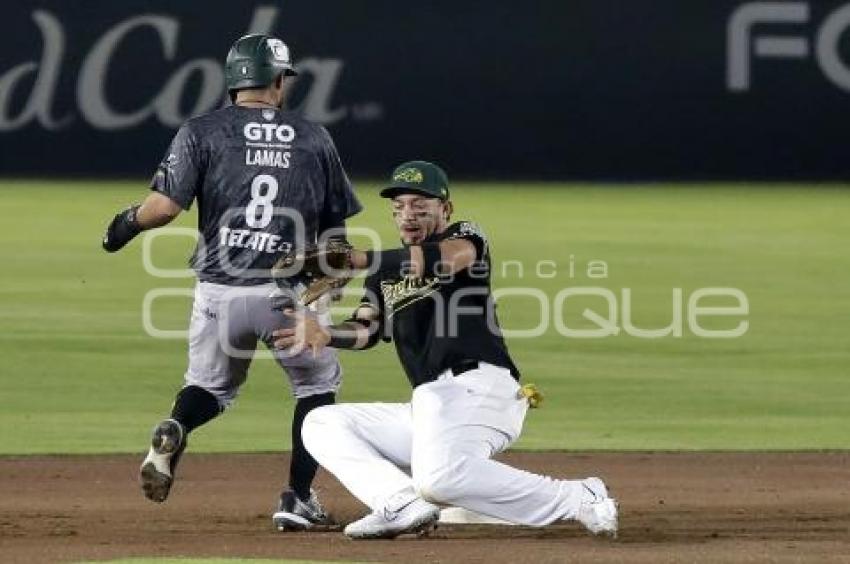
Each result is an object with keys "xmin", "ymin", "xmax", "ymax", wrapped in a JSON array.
[{"xmin": 412, "ymin": 457, "xmax": 470, "ymax": 504}]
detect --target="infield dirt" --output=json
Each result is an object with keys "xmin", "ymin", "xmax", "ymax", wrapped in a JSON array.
[{"xmin": 1, "ymin": 452, "xmax": 847, "ymax": 563}]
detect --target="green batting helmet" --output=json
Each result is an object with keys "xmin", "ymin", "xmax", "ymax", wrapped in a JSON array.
[{"xmin": 224, "ymin": 34, "xmax": 297, "ymax": 95}]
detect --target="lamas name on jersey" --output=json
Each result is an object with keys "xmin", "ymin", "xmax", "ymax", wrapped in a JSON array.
[{"xmin": 245, "ymin": 149, "xmax": 291, "ymax": 168}]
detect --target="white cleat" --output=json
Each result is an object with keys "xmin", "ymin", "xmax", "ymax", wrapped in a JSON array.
[
  {"xmin": 576, "ymin": 477, "xmax": 619, "ymax": 538},
  {"xmin": 344, "ymin": 497, "xmax": 440, "ymax": 540}
]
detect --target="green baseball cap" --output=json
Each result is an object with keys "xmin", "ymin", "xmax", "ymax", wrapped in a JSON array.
[{"xmin": 379, "ymin": 160, "xmax": 450, "ymax": 200}]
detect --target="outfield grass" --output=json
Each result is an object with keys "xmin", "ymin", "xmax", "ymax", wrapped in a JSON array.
[{"xmin": 1, "ymin": 181, "xmax": 848, "ymax": 453}]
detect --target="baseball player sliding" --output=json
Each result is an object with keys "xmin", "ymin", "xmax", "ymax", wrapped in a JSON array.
[
  {"xmin": 272, "ymin": 161, "xmax": 619, "ymax": 539},
  {"xmin": 101, "ymin": 34, "xmax": 361, "ymax": 531}
]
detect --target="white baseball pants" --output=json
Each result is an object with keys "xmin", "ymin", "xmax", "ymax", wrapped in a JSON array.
[{"xmin": 302, "ymin": 362, "xmax": 587, "ymax": 526}]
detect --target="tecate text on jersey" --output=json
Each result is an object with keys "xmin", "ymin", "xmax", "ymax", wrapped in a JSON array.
[{"xmin": 218, "ymin": 227, "xmax": 293, "ymax": 253}]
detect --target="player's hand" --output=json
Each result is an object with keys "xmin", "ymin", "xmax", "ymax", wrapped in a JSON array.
[
  {"xmin": 102, "ymin": 204, "xmax": 142, "ymax": 252},
  {"xmin": 272, "ymin": 309, "xmax": 331, "ymax": 357}
]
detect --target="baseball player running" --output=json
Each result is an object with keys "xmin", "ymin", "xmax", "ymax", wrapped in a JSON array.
[
  {"xmin": 272, "ymin": 161, "xmax": 619, "ymax": 539},
  {"xmin": 100, "ymin": 34, "xmax": 361, "ymax": 531}
]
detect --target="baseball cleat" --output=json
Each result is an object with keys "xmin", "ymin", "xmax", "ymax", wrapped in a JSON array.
[
  {"xmin": 576, "ymin": 477, "xmax": 619, "ymax": 538},
  {"xmin": 139, "ymin": 418, "xmax": 186, "ymax": 503},
  {"xmin": 344, "ymin": 497, "xmax": 440, "ymax": 540},
  {"xmin": 273, "ymin": 489, "xmax": 336, "ymax": 531}
]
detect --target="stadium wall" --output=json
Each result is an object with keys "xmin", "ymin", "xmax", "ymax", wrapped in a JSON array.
[{"xmin": 1, "ymin": 0, "xmax": 848, "ymax": 180}]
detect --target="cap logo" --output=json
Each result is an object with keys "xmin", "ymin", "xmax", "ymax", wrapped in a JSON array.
[
  {"xmin": 393, "ymin": 167, "xmax": 423, "ymax": 183},
  {"xmin": 267, "ymin": 39, "xmax": 290, "ymax": 62}
]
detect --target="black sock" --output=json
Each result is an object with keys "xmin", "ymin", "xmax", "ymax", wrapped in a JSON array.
[
  {"xmin": 289, "ymin": 392, "xmax": 335, "ymax": 500},
  {"xmin": 170, "ymin": 385, "xmax": 222, "ymax": 433}
]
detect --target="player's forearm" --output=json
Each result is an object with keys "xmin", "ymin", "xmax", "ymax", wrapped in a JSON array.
[
  {"xmin": 349, "ymin": 239, "xmax": 475, "ymax": 276},
  {"xmin": 136, "ymin": 192, "xmax": 182, "ymax": 229},
  {"xmin": 135, "ymin": 206, "xmax": 174, "ymax": 230},
  {"xmin": 328, "ymin": 321, "xmax": 378, "ymax": 350},
  {"xmin": 102, "ymin": 192, "xmax": 182, "ymax": 252}
]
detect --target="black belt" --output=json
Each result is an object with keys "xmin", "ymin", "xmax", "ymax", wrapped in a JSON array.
[{"xmin": 450, "ymin": 359, "xmax": 479, "ymax": 377}]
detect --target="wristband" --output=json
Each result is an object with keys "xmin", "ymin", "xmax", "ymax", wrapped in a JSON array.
[
  {"xmin": 328, "ymin": 328, "xmax": 359, "ymax": 349},
  {"xmin": 340, "ymin": 319, "xmax": 382, "ymax": 349}
]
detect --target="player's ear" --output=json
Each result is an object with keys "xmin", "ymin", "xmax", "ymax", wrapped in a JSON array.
[
  {"xmin": 274, "ymin": 74, "xmax": 287, "ymax": 108},
  {"xmin": 443, "ymin": 200, "xmax": 453, "ymax": 221}
]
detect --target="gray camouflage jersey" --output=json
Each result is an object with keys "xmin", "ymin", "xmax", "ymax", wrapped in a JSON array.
[{"xmin": 151, "ymin": 105, "xmax": 361, "ymax": 286}]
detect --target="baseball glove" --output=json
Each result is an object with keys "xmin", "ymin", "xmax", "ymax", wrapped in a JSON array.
[{"xmin": 272, "ymin": 239, "xmax": 354, "ymax": 306}]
